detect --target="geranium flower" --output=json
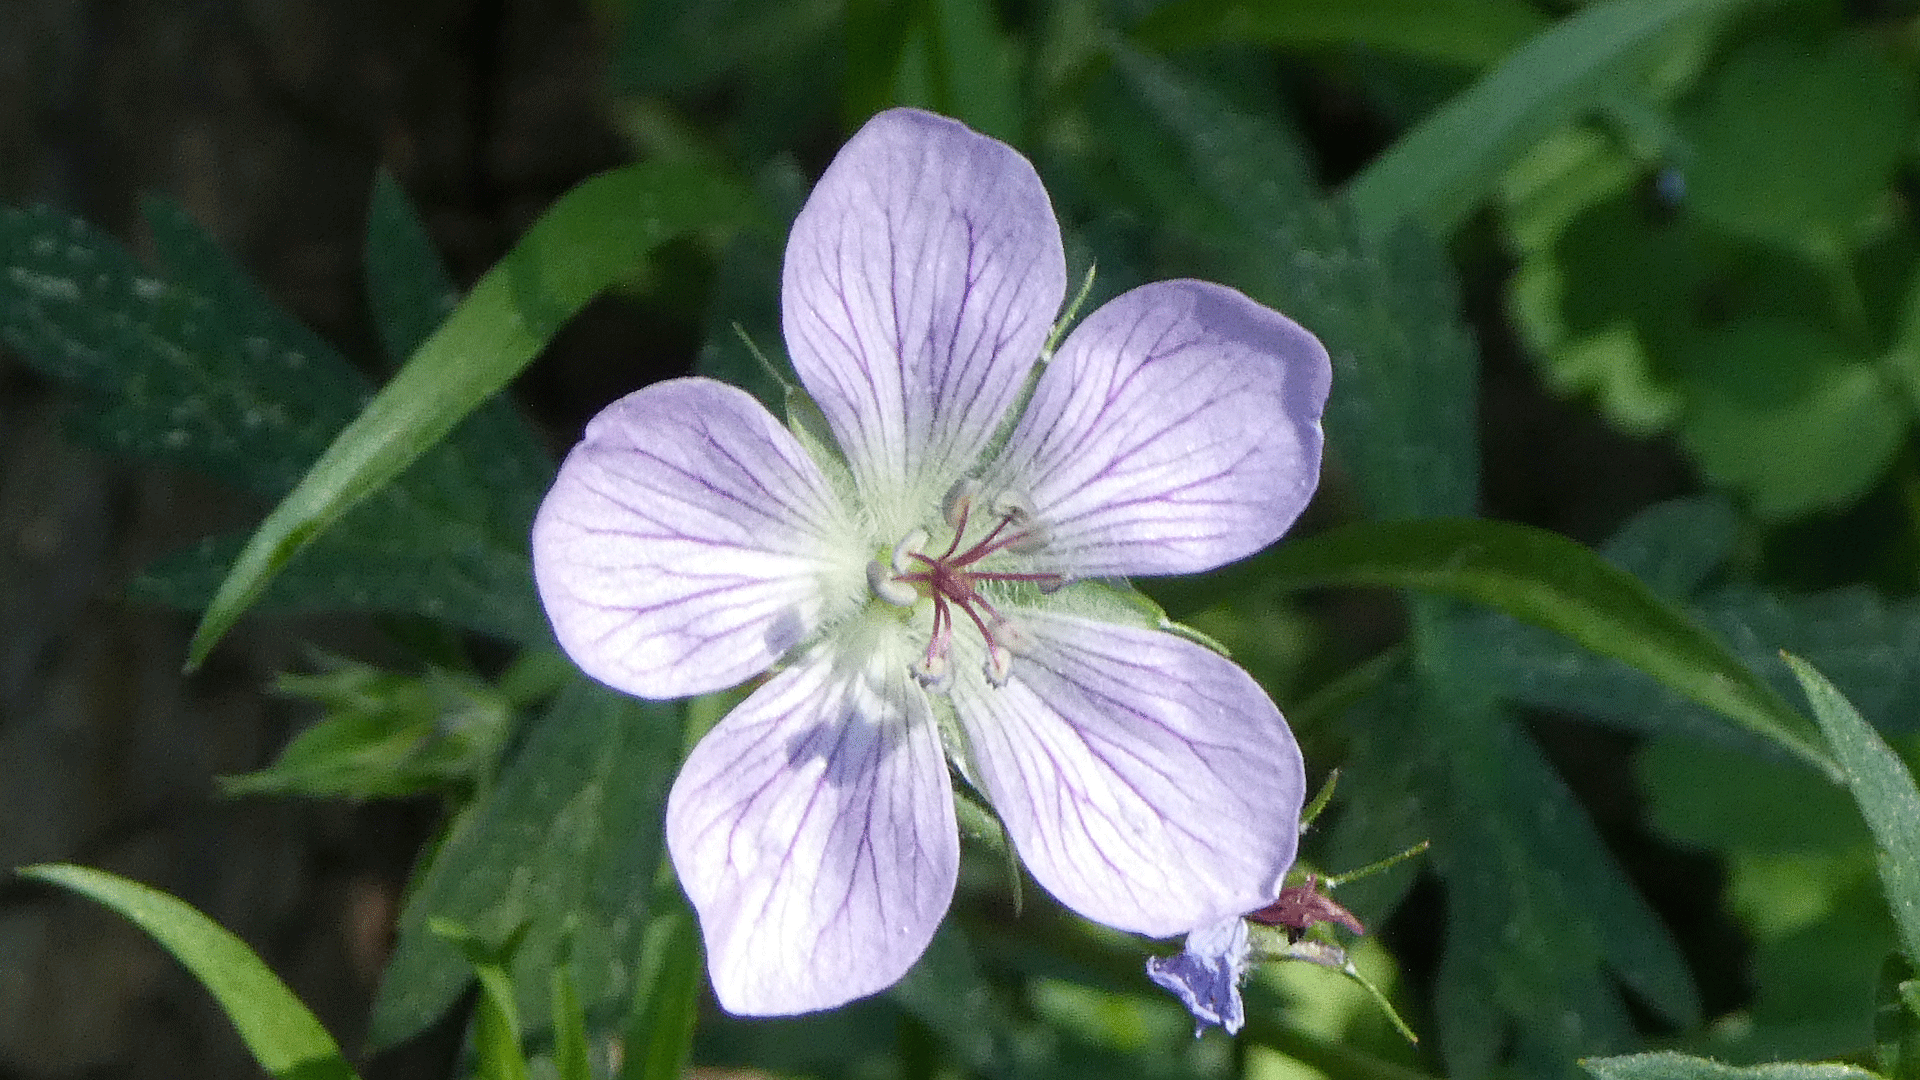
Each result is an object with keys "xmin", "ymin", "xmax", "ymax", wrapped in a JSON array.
[{"xmin": 531, "ymin": 108, "xmax": 1331, "ymax": 1016}]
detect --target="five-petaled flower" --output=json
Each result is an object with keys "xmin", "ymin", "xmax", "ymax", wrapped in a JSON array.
[{"xmin": 531, "ymin": 108, "xmax": 1332, "ymax": 1016}]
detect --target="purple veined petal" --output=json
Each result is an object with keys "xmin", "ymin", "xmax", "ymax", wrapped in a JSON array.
[
  {"xmin": 984, "ymin": 279, "xmax": 1330, "ymax": 578},
  {"xmin": 782, "ymin": 108, "xmax": 1067, "ymax": 517},
  {"xmin": 532, "ymin": 377, "xmax": 864, "ymax": 700},
  {"xmin": 666, "ymin": 645, "xmax": 960, "ymax": 1015},
  {"xmin": 951, "ymin": 610, "xmax": 1303, "ymax": 937},
  {"xmin": 1146, "ymin": 916, "xmax": 1252, "ymax": 1036}
]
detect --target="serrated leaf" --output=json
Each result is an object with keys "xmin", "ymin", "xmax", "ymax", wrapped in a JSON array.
[
  {"xmin": 18, "ymin": 864, "xmax": 361, "ymax": 1080},
  {"xmin": 188, "ymin": 159, "xmax": 760, "ymax": 666},
  {"xmin": 1431, "ymin": 697, "xmax": 1695, "ymax": 1071},
  {"xmin": 1, "ymin": 199, "xmax": 554, "ymax": 641},
  {"xmin": 0, "ymin": 202, "xmax": 365, "ymax": 495},
  {"xmin": 1131, "ymin": 0, "xmax": 1548, "ymax": 68},
  {"xmin": 369, "ymin": 680, "xmax": 685, "ymax": 1050},
  {"xmin": 1582, "ymin": 1052, "xmax": 1883, "ymax": 1080},
  {"xmin": 1108, "ymin": 49, "xmax": 1479, "ymax": 521},
  {"xmin": 1345, "ymin": 0, "xmax": 1746, "ymax": 241},
  {"xmin": 1788, "ymin": 655, "xmax": 1920, "ymax": 970}
]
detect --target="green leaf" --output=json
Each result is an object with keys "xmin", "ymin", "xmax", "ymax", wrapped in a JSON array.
[
  {"xmin": 1185, "ymin": 517, "xmax": 1836, "ymax": 774},
  {"xmin": 1875, "ymin": 959, "xmax": 1920, "ymax": 1080},
  {"xmin": 134, "ymin": 523, "xmax": 550, "ymax": 643},
  {"xmin": 551, "ymin": 960, "xmax": 593, "ymax": 1080},
  {"xmin": 693, "ymin": 160, "xmax": 806, "ymax": 413},
  {"xmin": 18, "ymin": 864, "xmax": 361, "ymax": 1080},
  {"xmin": 1131, "ymin": 0, "xmax": 1549, "ymax": 68},
  {"xmin": 1581, "ymin": 1052, "xmax": 1883, "ymax": 1080},
  {"xmin": 432, "ymin": 921, "xmax": 533, "ymax": 1080},
  {"xmin": 1641, "ymin": 736, "xmax": 1868, "ymax": 857},
  {"xmin": 889, "ymin": 924, "xmax": 1017, "ymax": 1077},
  {"xmin": 0, "ymin": 198, "xmax": 554, "ymax": 640},
  {"xmin": 1345, "ymin": 0, "xmax": 1745, "ymax": 241},
  {"xmin": 1454, "ymin": 497, "xmax": 1920, "ymax": 750},
  {"xmin": 369, "ymin": 680, "xmax": 686, "ymax": 1050},
  {"xmin": 1679, "ymin": 30, "xmax": 1912, "ymax": 248},
  {"xmin": 1788, "ymin": 654, "xmax": 1920, "ymax": 969},
  {"xmin": 220, "ymin": 658, "xmax": 513, "ymax": 800},
  {"xmin": 1417, "ymin": 688, "xmax": 1696, "ymax": 1074},
  {"xmin": 364, "ymin": 171, "xmax": 459, "ymax": 368},
  {"xmin": 1674, "ymin": 321, "xmax": 1908, "ymax": 521},
  {"xmin": 620, "ymin": 898, "xmax": 703, "ymax": 1080},
  {"xmin": 0, "ymin": 201, "xmax": 366, "ymax": 496},
  {"xmin": 187, "ymin": 159, "xmax": 760, "ymax": 667},
  {"xmin": 843, "ymin": 0, "xmax": 1023, "ymax": 143},
  {"xmin": 1637, "ymin": 730, "xmax": 1895, "ymax": 1062},
  {"xmin": 1107, "ymin": 49, "xmax": 1480, "ymax": 520}
]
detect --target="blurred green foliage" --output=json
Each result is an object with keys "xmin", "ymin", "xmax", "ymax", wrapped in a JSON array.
[{"xmin": 1504, "ymin": 11, "xmax": 1920, "ymax": 520}]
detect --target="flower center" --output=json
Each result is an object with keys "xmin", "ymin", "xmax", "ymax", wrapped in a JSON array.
[{"xmin": 866, "ymin": 480, "xmax": 1062, "ymax": 688}]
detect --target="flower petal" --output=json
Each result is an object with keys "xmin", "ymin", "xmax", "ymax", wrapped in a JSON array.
[
  {"xmin": 532, "ymin": 377, "xmax": 862, "ymax": 699},
  {"xmin": 782, "ymin": 108, "xmax": 1066, "ymax": 520},
  {"xmin": 950, "ymin": 611, "xmax": 1303, "ymax": 937},
  {"xmin": 986, "ymin": 280, "xmax": 1330, "ymax": 577},
  {"xmin": 665, "ymin": 644, "xmax": 959, "ymax": 1015},
  {"xmin": 1146, "ymin": 916, "xmax": 1252, "ymax": 1036}
]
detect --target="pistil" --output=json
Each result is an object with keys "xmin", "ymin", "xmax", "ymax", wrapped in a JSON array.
[{"xmin": 866, "ymin": 485, "xmax": 1063, "ymax": 687}]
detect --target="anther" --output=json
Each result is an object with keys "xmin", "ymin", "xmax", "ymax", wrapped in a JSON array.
[
  {"xmin": 868, "ymin": 560, "xmax": 918, "ymax": 606},
  {"xmin": 983, "ymin": 642, "xmax": 1014, "ymax": 687},
  {"xmin": 914, "ymin": 651, "xmax": 952, "ymax": 691},
  {"xmin": 890, "ymin": 528, "xmax": 929, "ymax": 575},
  {"xmin": 988, "ymin": 492, "xmax": 1047, "ymax": 554},
  {"xmin": 942, "ymin": 478, "xmax": 980, "ymax": 531}
]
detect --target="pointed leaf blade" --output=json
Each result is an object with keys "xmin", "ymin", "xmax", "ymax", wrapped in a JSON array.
[
  {"xmin": 1182, "ymin": 518, "xmax": 1835, "ymax": 774},
  {"xmin": 1788, "ymin": 654, "xmax": 1920, "ymax": 968},
  {"xmin": 19, "ymin": 864, "xmax": 361, "ymax": 1080},
  {"xmin": 187, "ymin": 160, "xmax": 759, "ymax": 666}
]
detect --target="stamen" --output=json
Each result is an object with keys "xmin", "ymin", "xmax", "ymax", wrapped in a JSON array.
[
  {"xmin": 875, "ymin": 486, "xmax": 1058, "ymax": 691},
  {"xmin": 942, "ymin": 478, "xmax": 980, "ymax": 531},
  {"xmin": 984, "ymin": 642, "xmax": 1014, "ymax": 687},
  {"xmin": 914, "ymin": 651, "xmax": 952, "ymax": 691},
  {"xmin": 891, "ymin": 528, "xmax": 929, "ymax": 574},
  {"xmin": 988, "ymin": 493, "xmax": 1047, "ymax": 555},
  {"xmin": 868, "ymin": 560, "xmax": 918, "ymax": 606}
]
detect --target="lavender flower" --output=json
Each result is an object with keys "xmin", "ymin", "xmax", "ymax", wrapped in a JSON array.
[{"xmin": 531, "ymin": 108, "xmax": 1331, "ymax": 1016}]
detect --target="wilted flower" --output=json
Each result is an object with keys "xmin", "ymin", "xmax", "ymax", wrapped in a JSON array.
[
  {"xmin": 1149, "ymin": 874, "xmax": 1369, "ymax": 1035},
  {"xmin": 1148, "ymin": 915, "xmax": 1254, "ymax": 1036},
  {"xmin": 532, "ymin": 108, "xmax": 1331, "ymax": 1015}
]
